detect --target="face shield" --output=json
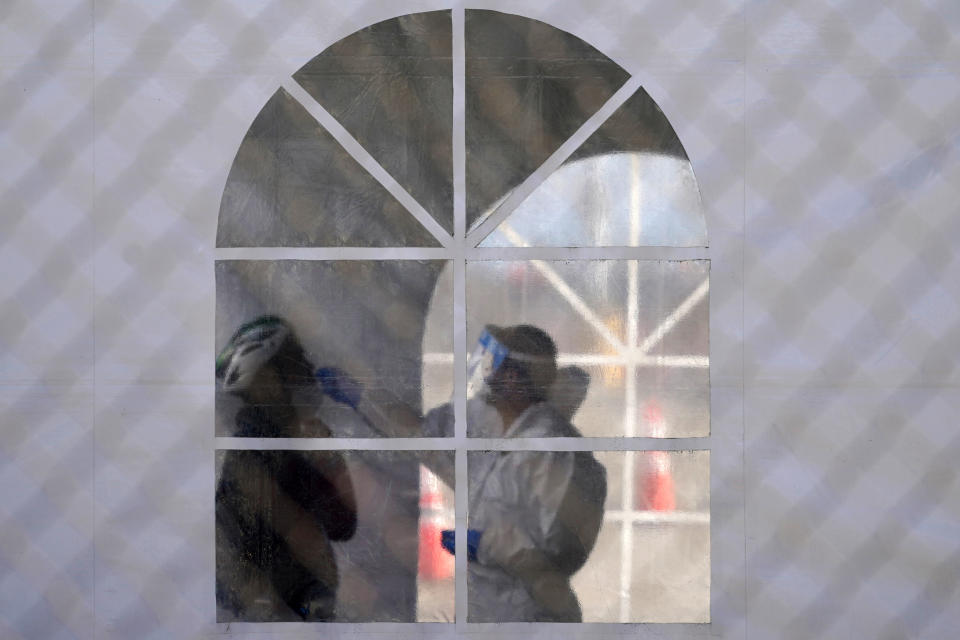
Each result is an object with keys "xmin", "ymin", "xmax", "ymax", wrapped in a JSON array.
[
  {"xmin": 466, "ymin": 327, "xmax": 557, "ymax": 402},
  {"xmin": 466, "ymin": 328, "xmax": 510, "ymax": 400}
]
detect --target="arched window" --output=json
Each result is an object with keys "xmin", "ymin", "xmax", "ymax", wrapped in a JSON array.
[{"xmin": 215, "ymin": 9, "xmax": 709, "ymax": 626}]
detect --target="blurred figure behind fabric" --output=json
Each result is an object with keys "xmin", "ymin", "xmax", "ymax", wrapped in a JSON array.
[
  {"xmin": 431, "ymin": 325, "xmax": 607, "ymax": 622},
  {"xmin": 215, "ymin": 315, "xmax": 357, "ymax": 621}
]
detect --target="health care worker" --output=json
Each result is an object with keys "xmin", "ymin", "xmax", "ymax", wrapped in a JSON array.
[
  {"xmin": 318, "ymin": 324, "xmax": 607, "ymax": 621},
  {"xmin": 421, "ymin": 325, "xmax": 607, "ymax": 622}
]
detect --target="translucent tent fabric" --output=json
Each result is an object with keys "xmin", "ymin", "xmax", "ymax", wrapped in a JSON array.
[
  {"xmin": 492, "ymin": 449, "xmax": 708, "ymax": 623},
  {"xmin": 480, "ymin": 88, "xmax": 707, "ymax": 248},
  {"xmin": 216, "ymin": 89, "xmax": 439, "ymax": 247},
  {"xmin": 294, "ymin": 11, "xmax": 454, "ymax": 234},
  {"xmin": 462, "ymin": 260, "xmax": 709, "ymax": 438},
  {"xmin": 215, "ymin": 449, "xmax": 454, "ymax": 622},
  {"xmin": 213, "ymin": 8, "xmax": 711, "ymax": 626},
  {"xmin": 215, "ymin": 260, "xmax": 451, "ymax": 437},
  {"xmin": 465, "ymin": 9, "xmax": 630, "ymax": 231},
  {"xmin": 219, "ymin": 12, "xmax": 705, "ymax": 249}
]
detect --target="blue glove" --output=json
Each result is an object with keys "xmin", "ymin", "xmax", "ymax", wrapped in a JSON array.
[
  {"xmin": 315, "ymin": 367, "xmax": 363, "ymax": 409},
  {"xmin": 440, "ymin": 529, "xmax": 481, "ymax": 562}
]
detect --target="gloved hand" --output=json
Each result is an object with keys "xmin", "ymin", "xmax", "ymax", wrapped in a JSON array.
[
  {"xmin": 440, "ymin": 529, "xmax": 481, "ymax": 562},
  {"xmin": 315, "ymin": 367, "xmax": 363, "ymax": 409}
]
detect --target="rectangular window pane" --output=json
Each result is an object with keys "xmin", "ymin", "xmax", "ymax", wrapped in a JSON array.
[
  {"xmin": 216, "ymin": 449, "xmax": 455, "ymax": 622},
  {"xmin": 215, "ymin": 260, "xmax": 452, "ymax": 437},
  {"xmin": 466, "ymin": 259, "xmax": 709, "ymax": 437},
  {"xmin": 467, "ymin": 449, "xmax": 708, "ymax": 622}
]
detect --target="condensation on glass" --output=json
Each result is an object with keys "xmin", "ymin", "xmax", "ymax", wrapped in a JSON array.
[
  {"xmin": 462, "ymin": 260, "xmax": 709, "ymax": 437},
  {"xmin": 480, "ymin": 88, "xmax": 706, "ymax": 248},
  {"xmin": 467, "ymin": 449, "xmax": 708, "ymax": 622},
  {"xmin": 465, "ymin": 9, "xmax": 629, "ymax": 231},
  {"xmin": 215, "ymin": 260, "xmax": 452, "ymax": 437},
  {"xmin": 294, "ymin": 11, "xmax": 454, "ymax": 234},
  {"xmin": 216, "ymin": 89, "xmax": 440, "ymax": 248},
  {"xmin": 216, "ymin": 449, "xmax": 454, "ymax": 622}
]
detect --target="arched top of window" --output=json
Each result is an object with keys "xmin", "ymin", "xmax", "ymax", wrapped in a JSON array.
[{"xmin": 215, "ymin": 10, "xmax": 706, "ymax": 249}]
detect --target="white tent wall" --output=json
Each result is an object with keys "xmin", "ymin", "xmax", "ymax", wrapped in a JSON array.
[{"xmin": 1, "ymin": 0, "xmax": 958, "ymax": 638}]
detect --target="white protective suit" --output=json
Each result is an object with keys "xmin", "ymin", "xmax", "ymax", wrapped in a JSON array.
[{"xmin": 423, "ymin": 398, "xmax": 607, "ymax": 622}]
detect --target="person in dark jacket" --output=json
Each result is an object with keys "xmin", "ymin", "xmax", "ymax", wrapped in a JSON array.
[{"xmin": 215, "ymin": 315, "xmax": 357, "ymax": 621}]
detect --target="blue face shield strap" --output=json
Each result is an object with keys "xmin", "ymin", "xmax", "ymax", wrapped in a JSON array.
[
  {"xmin": 466, "ymin": 328, "xmax": 511, "ymax": 400},
  {"xmin": 475, "ymin": 328, "xmax": 510, "ymax": 380}
]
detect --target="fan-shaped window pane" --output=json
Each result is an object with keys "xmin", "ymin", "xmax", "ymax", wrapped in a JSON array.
[
  {"xmin": 480, "ymin": 88, "xmax": 707, "ymax": 247},
  {"xmin": 294, "ymin": 11, "xmax": 454, "ymax": 233},
  {"xmin": 465, "ymin": 9, "xmax": 629, "ymax": 231},
  {"xmin": 217, "ymin": 89, "xmax": 440, "ymax": 247}
]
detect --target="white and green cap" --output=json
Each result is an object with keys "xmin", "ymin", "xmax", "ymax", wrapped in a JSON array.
[{"xmin": 215, "ymin": 315, "xmax": 291, "ymax": 394}]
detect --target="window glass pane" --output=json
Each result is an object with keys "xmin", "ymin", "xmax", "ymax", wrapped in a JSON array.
[
  {"xmin": 466, "ymin": 448, "xmax": 606, "ymax": 622},
  {"xmin": 217, "ymin": 88, "xmax": 440, "ymax": 248},
  {"xmin": 216, "ymin": 449, "xmax": 454, "ymax": 622},
  {"xmin": 465, "ymin": 9, "xmax": 629, "ymax": 231},
  {"xmin": 602, "ymin": 450, "xmax": 709, "ymax": 623},
  {"xmin": 629, "ymin": 454, "xmax": 710, "ymax": 622},
  {"xmin": 464, "ymin": 260, "xmax": 709, "ymax": 437},
  {"xmin": 294, "ymin": 11, "xmax": 454, "ymax": 234},
  {"xmin": 634, "ymin": 260, "xmax": 710, "ymax": 438},
  {"xmin": 215, "ymin": 260, "xmax": 452, "ymax": 437},
  {"xmin": 463, "ymin": 449, "xmax": 708, "ymax": 623},
  {"xmin": 480, "ymin": 88, "xmax": 706, "ymax": 248},
  {"xmin": 416, "ymin": 464, "xmax": 456, "ymax": 622}
]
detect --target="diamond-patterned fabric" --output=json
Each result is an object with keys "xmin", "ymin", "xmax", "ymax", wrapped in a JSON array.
[{"xmin": 2, "ymin": 0, "xmax": 959, "ymax": 638}]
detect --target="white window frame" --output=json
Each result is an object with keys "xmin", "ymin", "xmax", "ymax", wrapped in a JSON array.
[{"xmin": 213, "ymin": 8, "xmax": 728, "ymax": 637}]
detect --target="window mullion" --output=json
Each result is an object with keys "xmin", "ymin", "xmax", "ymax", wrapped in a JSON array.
[
  {"xmin": 465, "ymin": 246, "xmax": 710, "ymax": 261},
  {"xmin": 214, "ymin": 436, "xmax": 711, "ymax": 452},
  {"xmin": 452, "ymin": 6, "xmax": 469, "ymax": 627}
]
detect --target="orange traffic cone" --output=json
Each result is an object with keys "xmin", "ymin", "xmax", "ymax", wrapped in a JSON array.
[
  {"xmin": 418, "ymin": 466, "xmax": 454, "ymax": 580},
  {"xmin": 637, "ymin": 401, "xmax": 676, "ymax": 511}
]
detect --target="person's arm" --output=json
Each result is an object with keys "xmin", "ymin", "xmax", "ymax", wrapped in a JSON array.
[
  {"xmin": 345, "ymin": 380, "xmax": 456, "ymax": 486},
  {"xmin": 477, "ymin": 451, "xmax": 606, "ymax": 573},
  {"xmin": 315, "ymin": 451, "xmax": 357, "ymax": 541},
  {"xmin": 357, "ymin": 387, "xmax": 430, "ymax": 438},
  {"xmin": 316, "ymin": 367, "xmax": 427, "ymax": 438},
  {"xmin": 316, "ymin": 368, "xmax": 459, "ymax": 490},
  {"xmin": 279, "ymin": 450, "xmax": 358, "ymax": 541}
]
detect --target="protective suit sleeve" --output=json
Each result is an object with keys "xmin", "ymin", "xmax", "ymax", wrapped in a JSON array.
[
  {"xmin": 475, "ymin": 451, "xmax": 605, "ymax": 577},
  {"xmin": 422, "ymin": 403, "xmax": 454, "ymax": 438}
]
